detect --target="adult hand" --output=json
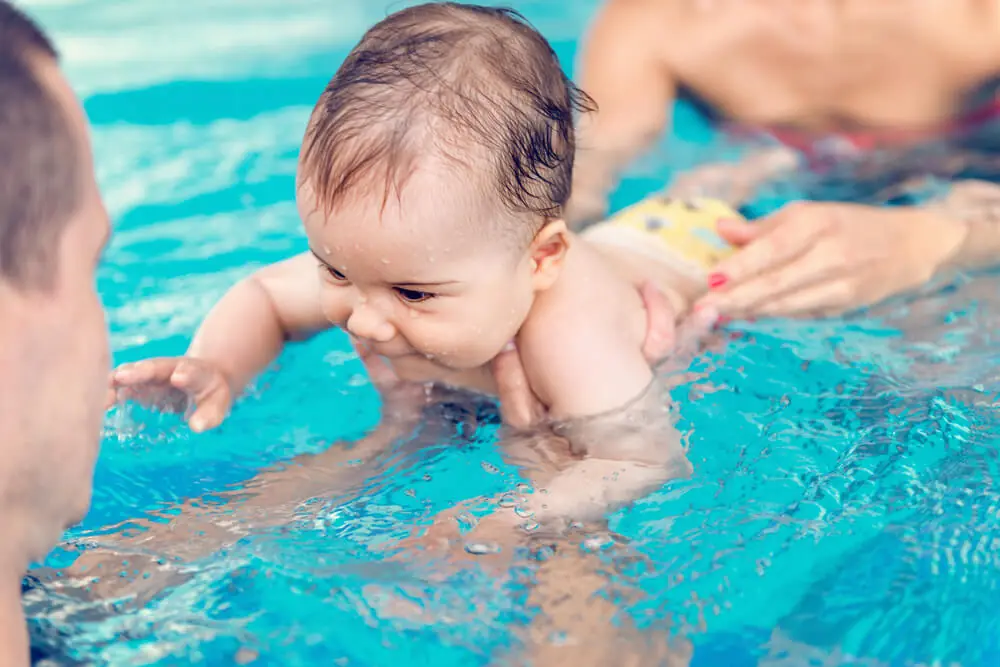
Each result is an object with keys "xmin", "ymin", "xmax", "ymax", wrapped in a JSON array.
[
  {"xmin": 694, "ymin": 201, "xmax": 968, "ymax": 318},
  {"xmin": 493, "ymin": 282, "xmax": 719, "ymax": 430}
]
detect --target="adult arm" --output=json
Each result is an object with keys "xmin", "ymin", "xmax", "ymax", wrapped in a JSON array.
[{"xmin": 569, "ymin": 0, "xmax": 676, "ymax": 228}]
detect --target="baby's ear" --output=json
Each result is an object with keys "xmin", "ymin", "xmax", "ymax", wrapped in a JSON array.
[{"xmin": 528, "ymin": 219, "xmax": 570, "ymax": 291}]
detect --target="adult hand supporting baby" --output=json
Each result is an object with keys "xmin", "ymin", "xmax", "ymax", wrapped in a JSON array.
[
  {"xmin": 494, "ymin": 281, "xmax": 716, "ymax": 430},
  {"xmin": 693, "ymin": 201, "xmax": 969, "ymax": 318}
]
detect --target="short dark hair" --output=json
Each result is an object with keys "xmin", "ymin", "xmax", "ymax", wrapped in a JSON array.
[
  {"xmin": 299, "ymin": 2, "xmax": 593, "ymax": 239},
  {"xmin": 0, "ymin": 1, "xmax": 80, "ymax": 287}
]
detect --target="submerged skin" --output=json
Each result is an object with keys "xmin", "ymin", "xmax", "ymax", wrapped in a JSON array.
[
  {"xmin": 113, "ymin": 152, "xmax": 721, "ymax": 522},
  {"xmin": 82, "ymin": 157, "xmax": 712, "ymax": 667},
  {"xmin": 572, "ymin": 0, "xmax": 1000, "ymax": 318}
]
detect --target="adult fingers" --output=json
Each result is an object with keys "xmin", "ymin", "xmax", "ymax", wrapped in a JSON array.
[
  {"xmin": 492, "ymin": 343, "xmax": 546, "ymax": 430},
  {"xmin": 709, "ymin": 203, "xmax": 827, "ymax": 287},
  {"xmin": 352, "ymin": 340, "xmax": 400, "ymax": 391},
  {"xmin": 752, "ymin": 278, "xmax": 859, "ymax": 318},
  {"xmin": 698, "ymin": 245, "xmax": 843, "ymax": 318},
  {"xmin": 675, "ymin": 304, "xmax": 719, "ymax": 356},
  {"xmin": 638, "ymin": 281, "xmax": 677, "ymax": 363},
  {"xmin": 714, "ymin": 216, "xmax": 777, "ymax": 247}
]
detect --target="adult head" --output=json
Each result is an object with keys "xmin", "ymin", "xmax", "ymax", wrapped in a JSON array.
[{"xmin": 0, "ymin": 0, "xmax": 109, "ymax": 576}]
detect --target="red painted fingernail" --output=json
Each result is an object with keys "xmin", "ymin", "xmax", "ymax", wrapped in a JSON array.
[{"xmin": 708, "ymin": 273, "xmax": 728, "ymax": 289}]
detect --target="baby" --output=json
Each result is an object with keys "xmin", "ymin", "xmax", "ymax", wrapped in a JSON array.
[{"xmin": 113, "ymin": 2, "xmax": 740, "ymax": 521}]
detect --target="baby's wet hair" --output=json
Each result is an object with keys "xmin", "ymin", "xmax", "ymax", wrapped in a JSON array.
[{"xmin": 299, "ymin": 2, "xmax": 594, "ymax": 239}]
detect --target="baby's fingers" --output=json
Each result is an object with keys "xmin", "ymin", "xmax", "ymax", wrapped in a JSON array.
[
  {"xmin": 169, "ymin": 358, "xmax": 224, "ymax": 396},
  {"xmin": 170, "ymin": 361, "xmax": 233, "ymax": 432},
  {"xmin": 112, "ymin": 357, "xmax": 184, "ymax": 387},
  {"xmin": 186, "ymin": 387, "xmax": 231, "ymax": 433}
]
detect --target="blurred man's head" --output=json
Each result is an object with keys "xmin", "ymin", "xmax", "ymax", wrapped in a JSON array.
[{"xmin": 0, "ymin": 0, "xmax": 110, "ymax": 565}]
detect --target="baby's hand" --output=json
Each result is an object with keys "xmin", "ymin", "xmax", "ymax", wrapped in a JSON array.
[{"xmin": 110, "ymin": 357, "xmax": 234, "ymax": 432}]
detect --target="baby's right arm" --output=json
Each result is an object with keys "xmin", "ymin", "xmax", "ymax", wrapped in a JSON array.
[{"xmin": 112, "ymin": 252, "xmax": 334, "ymax": 431}]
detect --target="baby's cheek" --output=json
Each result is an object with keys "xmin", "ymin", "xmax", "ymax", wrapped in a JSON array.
[{"xmin": 400, "ymin": 317, "xmax": 446, "ymax": 352}]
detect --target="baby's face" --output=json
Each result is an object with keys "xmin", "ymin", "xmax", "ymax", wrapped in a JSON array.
[{"xmin": 299, "ymin": 162, "xmax": 542, "ymax": 371}]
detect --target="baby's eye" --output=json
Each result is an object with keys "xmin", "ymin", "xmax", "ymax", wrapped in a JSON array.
[
  {"xmin": 325, "ymin": 266, "xmax": 348, "ymax": 282},
  {"xmin": 394, "ymin": 287, "xmax": 434, "ymax": 303}
]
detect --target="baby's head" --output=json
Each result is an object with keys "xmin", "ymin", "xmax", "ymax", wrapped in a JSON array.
[{"xmin": 297, "ymin": 2, "xmax": 592, "ymax": 370}]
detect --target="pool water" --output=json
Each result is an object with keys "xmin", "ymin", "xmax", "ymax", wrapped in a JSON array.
[{"xmin": 22, "ymin": 1, "xmax": 1000, "ymax": 665}]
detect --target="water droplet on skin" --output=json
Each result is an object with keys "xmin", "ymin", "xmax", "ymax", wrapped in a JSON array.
[
  {"xmin": 516, "ymin": 483, "xmax": 533, "ymax": 495},
  {"xmin": 549, "ymin": 631, "xmax": 569, "ymax": 646},
  {"xmin": 464, "ymin": 541, "xmax": 501, "ymax": 556},
  {"xmin": 456, "ymin": 511, "xmax": 478, "ymax": 532},
  {"xmin": 322, "ymin": 245, "xmax": 331, "ymax": 254},
  {"xmin": 581, "ymin": 533, "xmax": 614, "ymax": 552},
  {"xmin": 514, "ymin": 506, "xmax": 534, "ymax": 519},
  {"xmin": 497, "ymin": 493, "xmax": 520, "ymax": 508},
  {"xmin": 381, "ymin": 258, "xmax": 390, "ymax": 265},
  {"xmin": 481, "ymin": 461, "xmax": 499, "ymax": 474}
]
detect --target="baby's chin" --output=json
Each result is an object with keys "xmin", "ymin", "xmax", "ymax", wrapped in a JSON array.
[
  {"xmin": 390, "ymin": 353, "xmax": 496, "ymax": 389},
  {"xmin": 388, "ymin": 354, "xmax": 468, "ymax": 378}
]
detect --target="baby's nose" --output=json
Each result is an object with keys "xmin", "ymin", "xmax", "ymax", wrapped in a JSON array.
[{"xmin": 345, "ymin": 302, "xmax": 396, "ymax": 343}]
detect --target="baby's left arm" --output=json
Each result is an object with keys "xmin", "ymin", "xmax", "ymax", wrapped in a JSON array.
[
  {"xmin": 518, "ymin": 299, "xmax": 654, "ymax": 428},
  {"xmin": 516, "ymin": 301, "xmax": 689, "ymax": 523}
]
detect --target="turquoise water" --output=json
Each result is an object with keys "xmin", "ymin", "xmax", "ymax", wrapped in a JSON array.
[{"xmin": 21, "ymin": 1, "xmax": 1000, "ymax": 665}]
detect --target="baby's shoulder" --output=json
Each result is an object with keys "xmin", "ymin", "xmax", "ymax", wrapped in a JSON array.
[
  {"xmin": 515, "ymin": 249, "xmax": 649, "ymax": 415},
  {"xmin": 520, "ymin": 244, "xmax": 644, "ymax": 355}
]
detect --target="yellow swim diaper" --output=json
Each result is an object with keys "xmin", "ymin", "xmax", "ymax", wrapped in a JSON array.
[{"xmin": 582, "ymin": 195, "xmax": 742, "ymax": 279}]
